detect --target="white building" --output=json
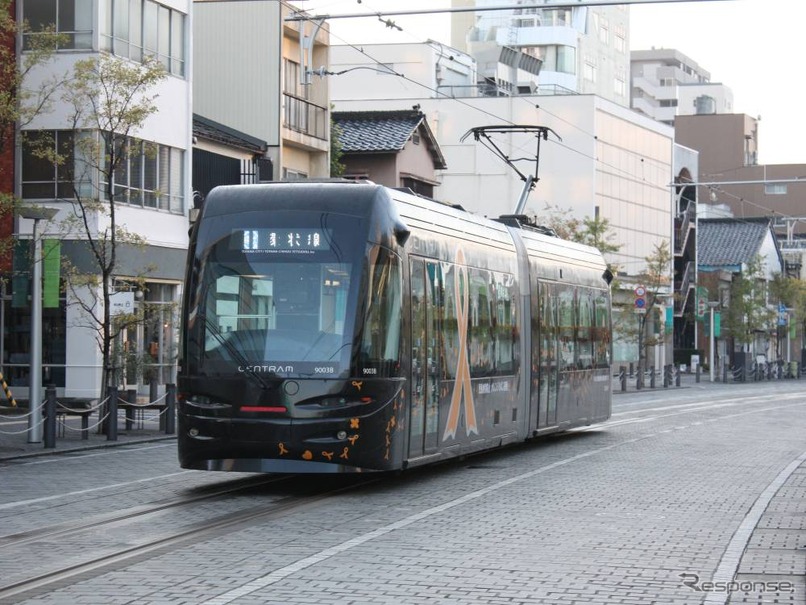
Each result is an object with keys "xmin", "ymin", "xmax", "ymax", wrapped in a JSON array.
[
  {"xmin": 451, "ymin": 0, "xmax": 630, "ymax": 104},
  {"xmin": 14, "ymin": 0, "xmax": 192, "ymax": 399},
  {"xmin": 631, "ymin": 48, "xmax": 734, "ymax": 125}
]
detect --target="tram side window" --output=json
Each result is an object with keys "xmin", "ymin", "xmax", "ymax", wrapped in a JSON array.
[
  {"xmin": 494, "ymin": 272, "xmax": 518, "ymax": 374},
  {"xmin": 538, "ymin": 281, "xmax": 557, "ymax": 369},
  {"xmin": 557, "ymin": 286, "xmax": 575, "ymax": 372},
  {"xmin": 593, "ymin": 292, "xmax": 611, "ymax": 368},
  {"xmin": 576, "ymin": 290, "xmax": 593, "ymax": 369},
  {"xmin": 360, "ymin": 248, "xmax": 402, "ymax": 376},
  {"xmin": 441, "ymin": 262, "xmax": 459, "ymax": 379},
  {"xmin": 468, "ymin": 269, "xmax": 495, "ymax": 377}
]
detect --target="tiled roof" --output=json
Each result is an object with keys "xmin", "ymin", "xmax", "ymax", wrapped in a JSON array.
[
  {"xmin": 193, "ymin": 114, "xmax": 267, "ymax": 154},
  {"xmin": 333, "ymin": 109, "xmax": 447, "ymax": 169},
  {"xmin": 697, "ymin": 217, "xmax": 774, "ymax": 268}
]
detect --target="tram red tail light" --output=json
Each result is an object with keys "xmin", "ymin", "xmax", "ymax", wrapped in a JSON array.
[{"xmin": 241, "ymin": 406, "xmax": 286, "ymax": 413}]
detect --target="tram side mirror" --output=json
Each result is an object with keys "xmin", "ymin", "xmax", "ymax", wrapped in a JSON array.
[{"xmin": 394, "ymin": 226, "xmax": 410, "ymax": 247}]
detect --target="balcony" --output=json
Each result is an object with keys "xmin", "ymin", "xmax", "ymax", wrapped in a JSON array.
[{"xmin": 283, "ymin": 94, "xmax": 328, "ymax": 142}]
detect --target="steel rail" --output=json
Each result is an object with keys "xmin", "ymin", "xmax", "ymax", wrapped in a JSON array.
[{"xmin": 0, "ymin": 476, "xmax": 382, "ymax": 602}]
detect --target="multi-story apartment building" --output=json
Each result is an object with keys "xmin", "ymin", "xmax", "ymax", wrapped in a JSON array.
[
  {"xmin": 194, "ymin": 0, "xmax": 330, "ymax": 181},
  {"xmin": 9, "ymin": 0, "xmax": 192, "ymax": 400},
  {"xmin": 631, "ymin": 48, "xmax": 733, "ymax": 125},
  {"xmin": 451, "ymin": 0, "xmax": 630, "ymax": 104}
]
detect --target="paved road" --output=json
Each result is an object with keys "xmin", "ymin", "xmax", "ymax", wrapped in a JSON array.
[{"xmin": 1, "ymin": 379, "xmax": 804, "ymax": 604}]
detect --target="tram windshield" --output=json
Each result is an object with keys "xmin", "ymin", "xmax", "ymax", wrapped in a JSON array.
[
  {"xmin": 201, "ymin": 260, "xmax": 354, "ymax": 377},
  {"xmin": 185, "ymin": 211, "xmax": 402, "ymax": 379}
]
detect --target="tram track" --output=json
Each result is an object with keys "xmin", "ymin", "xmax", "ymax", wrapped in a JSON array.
[
  {"xmin": 0, "ymin": 474, "xmax": 292, "ymax": 550},
  {"xmin": 0, "ymin": 474, "xmax": 383, "ymax": 603}
]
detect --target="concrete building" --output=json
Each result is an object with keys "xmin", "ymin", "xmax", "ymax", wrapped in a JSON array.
[
  {"xmin": 631, "ymin": 48, "xmax": 733, "ymax": 125},
  {"xmin": 11, "ymin": 0, "xmax": 193, "ymax": 400},
  {"xmin": 451, "ymin": 0, "xmax": 630, "ymax": 104},
  {"xmin": 194, "ymin": 0, "xmax": 331, "ymax": 181},
  {"xmin": 675, "ymin": 113, "xmax": 806, "ymax": 238}
]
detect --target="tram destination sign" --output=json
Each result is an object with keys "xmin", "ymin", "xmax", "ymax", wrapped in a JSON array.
[{"xmin": 232, "ymin": 228, "xmax": 331, "ymax": 253}]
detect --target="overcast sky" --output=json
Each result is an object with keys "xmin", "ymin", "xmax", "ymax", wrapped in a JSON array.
[{"xmin": 291, "ymin": 0, "xmax": 806, "ymax": 165}]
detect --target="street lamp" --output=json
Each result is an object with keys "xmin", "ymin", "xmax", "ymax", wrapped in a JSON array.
[
  {"xmin": 708, "ymin": 301, "xmax": 720, "ymax": 383},
  {"xmin": 18, "ymin": 206, "xmax": 59, "ymax": 443}
]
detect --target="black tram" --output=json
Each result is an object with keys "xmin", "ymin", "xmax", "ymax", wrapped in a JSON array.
[{"xmin": 177, "ymin": 182, "xmax": 612, "ymax": 473}]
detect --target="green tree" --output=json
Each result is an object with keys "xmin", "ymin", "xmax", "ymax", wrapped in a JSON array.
[
  {"xmin": 638, "ymin": 241, "xmax": 671, "ymax": 367},
  {"xmin": 43, "ymin": 54, "xmax": 167, "ymax": 395},
  {"xmin": 768, "ymin": 271, "xmax": 806, "ymax": 359},
  {"xmin": 330, "ymin": 118, "xmax": 345, "ymax": 178},
  {"xmin": 722, "ymin": 255, "xmax": 776, "ymax": 354}
]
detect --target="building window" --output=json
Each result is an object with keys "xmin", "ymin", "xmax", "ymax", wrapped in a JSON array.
[
  {"xmin": 283, "ymin": 59, "xmax": 308, "ymax": 99},
  {"xmin": 556, "ymin": 45, "xmax": 576, "ymax": 75},
  {"xmin": 764, "ymin": 183, "xmax": 787, "ymax": 195},
  {"xmin": 583, "ymin": 58, "xmax": 597, "ymax": 83},
  {"xmin": 614, "ymin": 25, "xmax": 626, "ymax": 53},
  {"xmin": 614, "ymin": 75, "xmax": 626, "ymax": 98},
  {"xmin": 599, "ymin": 18, "xmax": 609, "ymax": 45},
  {"xmin": 100, "ymin": 0, "xmax": 186, "ymax": 77},
  {"xmin": 22, "ymin": 0, "xmax": 93, "ymax": 50},
  {"xmin": 21, "ymin": 131, "xmax": 75, "ymax": 199},
  {"xmin": 283, "ymin": 168, "xmax": 308, "ymax": 180},
  {"xmin": 22, "ymin": 129, "xmax": 184, "ymax": 214},
  {"xmin": 101, "ymin": 134, "xmax": 185, "ymax": 212}
]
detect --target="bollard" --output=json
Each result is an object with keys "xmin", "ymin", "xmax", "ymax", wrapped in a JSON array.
[
  {"xmin": 650, "ymin": 366, "xmax": 656, "ymax": 388},
  {"xmin": 695, "ymin": 365, "xmax": 700, "ymax": 383},
  {"xmin": 151, "ymin": 376, "xmax": 164, "ymax": 431},
  {"xmin": 675, "ymin": 366, "xmax": 681, "ymax": 387},
  {"xmin": 636, "ymin": 363, "xmax": 643, "ymax": 390},
  {"xmin": 44, "ymin": 384, "xmax": 57, "ymax": 448},
  {"xmin": 620, "ymin": 366, "xmax": 626, "ymax": 392},
  {"xmin": 126, "ymin": 388, "xmax": 137, "ymax": 431},
  {"xmin": 106, "ymin": 385, "xmax": 118, "ymax": 441},
  {"xmin": 165, "ymin": 383, "xmax": 176, "ymax": 435}
]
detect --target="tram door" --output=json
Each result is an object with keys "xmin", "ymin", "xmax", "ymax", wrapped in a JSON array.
[
  {"xmin": 408, "ymin": 259, "xmax": 440, "ymax": 458},
  {"xmin": 538, "ymin": 282, "xmax": 558, "ymax": 427}
]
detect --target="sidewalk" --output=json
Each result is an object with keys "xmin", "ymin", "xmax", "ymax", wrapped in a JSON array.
[{"xmin": 0, "ymin": 404, "xmax": 174, "ymax": 462}]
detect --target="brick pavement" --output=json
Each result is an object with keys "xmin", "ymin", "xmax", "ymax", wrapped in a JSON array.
[{"xmin": 1, "ymin": 378, "xmax": 805, "ymax": 604}]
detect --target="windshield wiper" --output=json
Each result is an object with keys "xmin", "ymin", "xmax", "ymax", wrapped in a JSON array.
[{"xmin": 203, "ymin": 317, "xmax": 272, "ymax": 390}]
